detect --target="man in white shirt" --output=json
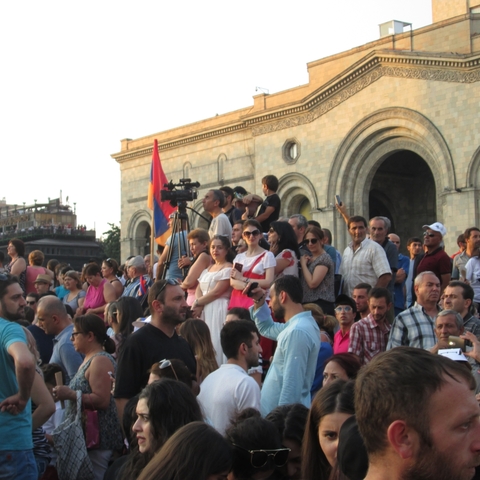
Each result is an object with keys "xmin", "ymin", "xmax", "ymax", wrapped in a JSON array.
[
  {"xmin": 203, "ymin": 189, "xmax": 232, "ymax": 239},
  {"xmin": 197, "ymin": 320, "xmax": 261, "ymax": 435}
]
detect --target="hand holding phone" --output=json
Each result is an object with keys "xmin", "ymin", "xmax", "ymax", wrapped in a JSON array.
[{"xmin": 246, "ymin": 282, "xmax": 259, "ymax": 297}]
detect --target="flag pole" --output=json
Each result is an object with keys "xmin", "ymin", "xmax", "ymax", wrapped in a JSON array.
[{"xmin": 150, "ymin": 142, "xmax": 156, "ymax": 275}]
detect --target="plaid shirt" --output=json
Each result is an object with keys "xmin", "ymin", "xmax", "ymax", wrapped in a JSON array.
[
  {"xmin": 348, "ymin": 314, "xmax": 391, "ymax": 364},
  {"xmin": 340, "ymin": 238, "xmax": 391, "ymax": 296},
  {"xmin": 387, "ymin": 303, "xmax": 438, "ymax": 350},
  {"xmin": 463, "ymin": 313, "xmax": 480, "ymax": 340}
]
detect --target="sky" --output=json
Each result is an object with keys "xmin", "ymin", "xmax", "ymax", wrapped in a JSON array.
[{"xmin": 0, "ymin": 0, "xmax": 432, "ymax": 238}]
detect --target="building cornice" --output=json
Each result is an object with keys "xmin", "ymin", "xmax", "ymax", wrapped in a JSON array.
[{"xmin": 112, "ymin": 50, "xmax": 480, "ymax": 162}]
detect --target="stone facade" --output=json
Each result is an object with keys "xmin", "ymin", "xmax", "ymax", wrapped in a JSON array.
[{"xmin": 113, "ymin": 1, "xmax": 480, "ymax": 259}]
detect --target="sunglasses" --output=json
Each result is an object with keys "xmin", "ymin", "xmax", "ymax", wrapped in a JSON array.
[
  {"xmin": 423, "ymin": 232, "xmax": 436, "ymax": 237},
  {"xmin": 155, "ymin": 279, "xmax": 180, "ymax": 300},
  {"xmin": 232, "ymin": 444, "xmax": 290, "ymax": 468},
  {"xmin": 335, "ymin": 306, "xmax": 353, "ymax": 313},
  {"xmin": 304, "ymin": 238, "xmax": 319, "ymax": 245},
  {"xmin": 243, "ymin": 230, "xmax": 261, "ymax": 238},
  {"xmin": 159, "ymin": 359, "xmax": 179, "ymax": 381}
]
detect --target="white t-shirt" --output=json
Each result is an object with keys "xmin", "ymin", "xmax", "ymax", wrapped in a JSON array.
[
  {"xmin": 275, "ymin": 249, "xmax": 299, "ymax": 278},
  {"xmin": 197, "ymin": 363, "xmax": 261, "ymax": 435},
  {"xmin": 233, "ymin": 250, "xmax": 276, "ymax": 276},
  {"xmin": 209, "ymin": 213, "xmax": 232, "ymax": 239}
]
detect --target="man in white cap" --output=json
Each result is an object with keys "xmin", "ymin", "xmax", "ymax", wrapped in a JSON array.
[{"xmin": 413, "ymin": 222, "xmax": 451, "ymax": 295}]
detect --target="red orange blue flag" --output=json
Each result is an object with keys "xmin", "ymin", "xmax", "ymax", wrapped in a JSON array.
[{"xmin": 148, "ymin": 139, "xmax": 175, "ymax": 244}]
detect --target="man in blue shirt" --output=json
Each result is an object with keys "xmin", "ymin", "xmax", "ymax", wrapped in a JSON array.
[
  {"xmin": 0, "ymin": 274, "xmax": 37, "ymax": 479},
  {"xmin": 37, "ymin": 296, "xmax": 83, "ymax": 384},
  {"xmin": 250, "ymin": 275, "xmax": 320, "ymax": 416},
  {"xmin": 388, "ymin": 233, "xmax": 410, "ymax": 316}
]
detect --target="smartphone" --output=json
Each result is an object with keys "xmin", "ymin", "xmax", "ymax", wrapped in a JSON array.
[
  {"xmin": 335, "ymin": 194, "xmax": 342, "ymax": 206},
  {"xmin": 447, "ymin": 336, "xmax": 472, "ymax": 352},
  {"xmin": 234, "ymin": 263, "xmax": 243, "ymax": 272},
  {"xmin": 246, "ymin": 282, "xmax": 259, "ymax": 297}
]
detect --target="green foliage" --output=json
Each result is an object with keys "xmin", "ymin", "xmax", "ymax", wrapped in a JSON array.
[{"xmin": 102, "ymin": 223, "xmax": 121, "ymax": 261}]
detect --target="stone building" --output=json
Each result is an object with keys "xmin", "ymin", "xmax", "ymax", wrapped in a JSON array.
[{"xmin": 112, "ymin": 0, "xmax": 480, "ymax": 260}]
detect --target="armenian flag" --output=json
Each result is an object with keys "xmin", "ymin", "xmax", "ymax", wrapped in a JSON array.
[{"xmin": 148, "ymin": 139, "xmax": 175, "ymax": 244}]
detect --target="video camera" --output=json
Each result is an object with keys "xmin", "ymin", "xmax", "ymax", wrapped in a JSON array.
[{"xmin": 161, "ymin": 178, "xmax": 200, "ymax": 207}]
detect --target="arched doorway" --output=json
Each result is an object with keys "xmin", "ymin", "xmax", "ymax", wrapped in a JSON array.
[
  {"xmin": 134, "ymin": 221, "xmax": 151, "ymax": 257},
  {"xmin": 369, "ymin": 151, "xmax": 436, "ymax": 243}
]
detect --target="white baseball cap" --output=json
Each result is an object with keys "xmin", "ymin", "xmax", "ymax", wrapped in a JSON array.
[{"xmin": 422, "ymin": 222, "xmax": 447, "ymax": 237}]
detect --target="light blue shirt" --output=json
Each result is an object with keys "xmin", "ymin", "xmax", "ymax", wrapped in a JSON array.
[
  {"xmin": 250, "ymin": 303, "xmax": 320, "ymax": 416},
  {"xmin": 50, "ymin": 324, "xmax": 84, "ymax": 385}
]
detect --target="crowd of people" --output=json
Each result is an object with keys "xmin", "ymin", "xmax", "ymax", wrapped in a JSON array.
[{"xmin": 2, "ymin": 175, "xmax": 480, "ymax": 480}]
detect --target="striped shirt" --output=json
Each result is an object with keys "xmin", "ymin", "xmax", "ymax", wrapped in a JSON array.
[
  {"xmin": 348, "ymin": 314, "xmax": 391, "ymax": 364},
  {"xmin": 386, "ymin": 303, "xmax": 438, "ymax": 350}
]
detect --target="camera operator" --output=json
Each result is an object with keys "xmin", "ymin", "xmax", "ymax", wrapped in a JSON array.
[{"xmin": 156, "ymin": 216, "xmax": 188, "ymax": 281}]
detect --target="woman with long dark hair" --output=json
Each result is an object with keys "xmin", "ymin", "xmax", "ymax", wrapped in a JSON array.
[
  {"xmin": 109, "ymin": 296, "xmax": 144, "ymax": 358},
  {"xmin": 300, "ymin": 226, "xmax": 335, "ymax": 315},
  {"xmin": 118, "ymin": 379, "xmax": 203, "ymax": 480},
  {"xmin": 268, "ymin": 221, "xmax": 300, "ymax": 279},
  {"xmin": 136, "ymin": 422, "xmax": 232, "ymax": 480},
  {"xmin": 301, "ymin": 380, "xmax": 355, "ymax": 480},
  {"xmin": 101, "ymin": 258, "xmax": 124, "ymax": 299}
]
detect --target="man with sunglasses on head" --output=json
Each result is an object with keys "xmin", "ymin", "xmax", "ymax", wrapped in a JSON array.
[
  {"xmin": 333, "ymin": 294, "xmax": 357, "ymax": 354},
  {"xmin": 114, "ymin": 279, "xmax": 196, "ymax": 422},
  {"xmin": 0, "ymin": 274, "xmax": 37, "ymax": 480}
]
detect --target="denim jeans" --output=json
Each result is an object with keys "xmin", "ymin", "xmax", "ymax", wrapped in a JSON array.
[
  {"xmin": 34, "ymin": 455, "xmax": 50, "ymax": 479},
  {"xmin": 0, "ymin": 449, "xmax": 37, "ymax": 480}
]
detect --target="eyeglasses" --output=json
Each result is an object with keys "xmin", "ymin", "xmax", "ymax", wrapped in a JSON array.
[
  {"xmin": 243, "ymin": 230, "xmax": 261, "ymax": 237},
  {"xmin": 335, "ymin": 306, "xmax": 353, "ymax": 313},
  {"xmin": 159, "ymin": 359, "xmax": 179, "ymax": 381},
  {"xmin": 70, "ymin": 331, "xmax": 83, "ymax": 341},
  {"xmin": 26, "ymin": 301, "xmax": 36, "ymax": 306},
  {"xmin": 155, "ymin": 279, "xmax": 180, "ymax": 301},
  {"xmin": 304, "ymin": 238, "xmax": 319, "ymax": 245},
  {"xmin": 423, "ymin": 232, "xmax": 436, "ymax": 237},
  {"xmin": 232, "ymin": 444, "xmax": 290, "ymax": 468}
]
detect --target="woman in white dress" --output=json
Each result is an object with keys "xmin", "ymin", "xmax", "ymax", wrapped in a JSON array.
[{"xmin": 192, "ymin": 235, "xmax": 233, "ymax": 366}]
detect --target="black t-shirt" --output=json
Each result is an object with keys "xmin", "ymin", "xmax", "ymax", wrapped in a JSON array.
[
  {"xmin": 114, "ymin": 323, "xmax": 196, "ymax": 399},
  {"xmin": 257, "ymin": 193, "xmax": 281, "ymax": 232},
  {"xmin": 224, "ymin": 206, "xmax": 243, "ymax": 226}
]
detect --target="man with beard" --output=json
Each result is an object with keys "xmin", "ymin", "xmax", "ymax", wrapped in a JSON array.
[
  {"xmin": 356, "ymin": 347, "xmax": 480, "ymax": 480},
  {"xmin": 114, "ymin": 279, "xmax": 196, "ymax": 421},
  {"xmin": 197, "ymin": 321, "xmax": 261, "ymax": 435},
  {"xmin": 250, "ymin": 275, "xmax": 320, "ymax": 415},
  {"xmin": 0, "ymin": 274, "xmax": 37, "ymax": 479},
  {"xmin": 348, "ymin": 288, "xmax": 392, "ymax": 365}
]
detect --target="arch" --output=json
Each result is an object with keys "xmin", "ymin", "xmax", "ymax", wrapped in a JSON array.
[
  {"xmin": 327, "ymin": 107, "xmax": 454, "ymax": 249},
  {"xmin": 124, "ymin": 209, "xmax": 152, "ymax": 256},
  {"xmin": 466, "ymin": 145, "xmax": 480, "ymax": 188},
  {"xmin": 126, "ymin": 209, "xmax": 151, "ymax": 240},
  {"xmin": 277, "ymin": 172, "xmax": 319, "ymax": 218}
]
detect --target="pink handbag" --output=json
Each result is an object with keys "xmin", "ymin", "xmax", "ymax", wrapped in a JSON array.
[{"xmin": 83, "ymin": 395, "xmax": 100, "ymax": 450}]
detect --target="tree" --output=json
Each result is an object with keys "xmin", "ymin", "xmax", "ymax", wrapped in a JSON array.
[{"xmin": 102, "ymin": 223, "xmax": 121, "ymax": 261}]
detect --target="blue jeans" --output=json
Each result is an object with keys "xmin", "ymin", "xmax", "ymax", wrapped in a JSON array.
[
  {"xmin": 34, "ymin": 456, "xmax": 50, "ymax": 479},
  {"xmin": 0, "ymin": 449, "xmax": 37, "ymax": 480}
]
